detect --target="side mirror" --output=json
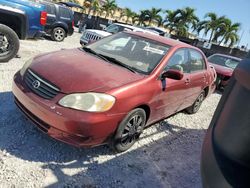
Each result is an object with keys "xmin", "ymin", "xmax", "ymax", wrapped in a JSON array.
[{"xmin": 161, "ymin": 69, "xmax": 184, "ymax": 80}]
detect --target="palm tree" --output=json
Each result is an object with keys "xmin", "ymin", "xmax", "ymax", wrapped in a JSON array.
[
  {"xmin": 136, "ymin": 10, "xmax": 150, "ymax": 26},
  {"xmin": 224, "ymin": 31, "xmax": 239, "ymax": 47},
  {"xmin": 91, "ymin": 0, "xmax": 100, "ymax": 16},
  {"xmin": 197, "ymin": 13, "xmax": 226, "ymax": 43},
  {"xmin": 120, "ymin": 8, "xmax": 134, "ymax": 23},
  {"xmin": 164, "ymin": 10, "xmax": 179, "ymax": 35},
  {"xmin": 131, "ymin": 12, "xmax": 139, "ymax": 25},
  {"xmin": 145, "ymin": 8, "xmax": 162, "ymax": 25},
  {"xmin": 217, "ymin": 19, "xmax": 240, "ymax": 46},
  {"xmin": 156, "ymin": 16, "xmax": 165, "ymax": 27},
  {"xmin": 101, "ymin": 0, "xmax": 117, "ymax": 19},
  {"xmin": 175, "ymin": 7, "xmax": 199, "ymax": 31}
]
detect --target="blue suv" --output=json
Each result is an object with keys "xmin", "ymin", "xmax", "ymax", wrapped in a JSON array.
[{"xmin": 0, "ymin": 0, "xmax": 47, "ymax": 62}]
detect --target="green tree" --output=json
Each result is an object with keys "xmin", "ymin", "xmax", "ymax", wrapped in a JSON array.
[
  {"xmin": 217, "ymin": 18, "xmax": 240, "ymax": 46},
  {"xmin": 90, "ymin": 0, "xmax": 100, "ymax": 16},
  {"xmin": 197, "ymin": 13, "xmax": 226, "ymax": 43},
  {"xmin": 136, "ymin": 10, "xmax": 150, "ymax": 26},
  {"xmin": 175, "ymin": 7, "xmax": 199, "ymax": 31},
  {"xmin": 101, "ymin": 0, "xmax": 117, "ymax": 19},
  {"xmin": 120, "ymin": 8, "xmax": 134, "ymax": 23},
  {"xmin": 164, "ymin": 10, "xmax": 179, "ymax": 35},
  {"xmin": 145, "ymin": 8, "xmax": 162, "ymax": 25}
]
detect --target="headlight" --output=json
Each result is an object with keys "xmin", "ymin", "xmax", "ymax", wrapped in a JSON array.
[
  {"xmin": 59, "ymin": 93, "xmax": 116, "ymax": 112},
  {"xmin": 20, "ymin": 58, "xmax": 33, "ymax": 76}
]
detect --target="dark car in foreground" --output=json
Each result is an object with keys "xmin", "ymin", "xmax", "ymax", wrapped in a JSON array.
[
  {"xmin": 201, "ymin": 52, "xmax": 250, "ymax": 187},
  {"xmin": 41, "ymin": 2, "xmax": 74, "ymax": 42},
  {"xmin": 13, "ymin": 32, "xmax": 216, "ymax": 152},
  {"xmin": 208, "ymin": 53, "xmax": 242, "ymax": 89}
]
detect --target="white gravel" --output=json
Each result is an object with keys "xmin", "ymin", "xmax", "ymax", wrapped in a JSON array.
[{"xmin": 0, "ymin": 31, "xmax": 221, "ymax": 188}]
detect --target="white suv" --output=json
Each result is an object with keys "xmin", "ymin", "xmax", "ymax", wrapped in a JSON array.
[{"xmin": 80, "ymin": 23, "xmax": 158, "ymax": 45}]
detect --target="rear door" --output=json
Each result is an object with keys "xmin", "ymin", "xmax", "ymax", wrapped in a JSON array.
[
  {"xmin": 186, "ymin": 49, "xmax": 208, "ymax": 106},
  {"xmin": 59, "ymin": 7, "xmax": 72, "ymax": 25},
  {"xmin": 44, "ymin": 4, "xmax": 56, "ymax": 30}
]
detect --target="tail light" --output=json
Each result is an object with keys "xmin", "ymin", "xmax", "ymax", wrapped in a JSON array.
[
  {"xmin": 72, "ymin": 20, "xmax": 74, "ymax": 28},
  {"xmin": 40, "ymin": 11, "xmax": 47, "ymax": 26}
]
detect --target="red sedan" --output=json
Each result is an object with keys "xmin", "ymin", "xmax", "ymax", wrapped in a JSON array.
[
  {"xmin": 208, "ymin": 53, "xmax": 242, "ymax": 89},
  {"xmin": 13, "ymin": 32, "xmax": 216, "ymax": 152}
]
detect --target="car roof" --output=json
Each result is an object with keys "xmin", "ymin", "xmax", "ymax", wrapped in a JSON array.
[
  {"xmin": 114, "ymin": 23, "xmax": 141, "ymax": 30},
  {"xmin": 124, "ymin": 31, "xmax": 193, "ymax": 48},
  {"xmin": 210, "ymin": 53, "xmax": 242, "ymax": 61},
  {"xmin": 147, "ymin": 26, "xmax": 165, "ymax": 33}
]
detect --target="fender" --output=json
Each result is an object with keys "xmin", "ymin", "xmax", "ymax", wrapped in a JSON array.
[{"xmin": 0, "ymin": 4, "xmax": 28, "ymax": 39}]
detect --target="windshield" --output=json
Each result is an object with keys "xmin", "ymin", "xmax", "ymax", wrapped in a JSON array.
[
  {"xmin": 208, "ymin": 55, "xmax": 241, "ymax": 69},
  {"xmin": 86, "ymin": 32, "xmax": 170, "ymax": 74}
]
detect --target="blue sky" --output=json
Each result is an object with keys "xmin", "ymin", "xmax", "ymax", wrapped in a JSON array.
[{"xmin": 116, "ymin": 0, "xmax": 250, "ymax": 47}]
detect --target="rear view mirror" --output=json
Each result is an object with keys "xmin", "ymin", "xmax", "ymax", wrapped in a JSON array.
[{"xmin": 161, "ymin": 69, "xmax": 184, "ymax": 80}]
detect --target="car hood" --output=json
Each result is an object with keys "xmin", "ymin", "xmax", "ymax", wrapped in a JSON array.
[
  {"xmin": 29, "ymin": 49, "xmax": 144, "ymax": 93},
  {"xmin": 209, "ymin": 63, "xmax": 233, "ymax": 76}
]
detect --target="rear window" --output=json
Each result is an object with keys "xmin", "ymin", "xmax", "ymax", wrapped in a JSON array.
[{"xmin": 59, "ymin": 7, "xmax": 71, "ymax": 19}]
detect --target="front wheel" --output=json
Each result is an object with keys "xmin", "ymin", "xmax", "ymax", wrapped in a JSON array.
[
  {"xmin": 52, "ymin": 27, "xmax": 66, "ymax": 42},
  {"xmin": 112, "ymin": 108, "xmax": 146, "ymax": 152},
  {"xmin": 0, "ymin": 24, "xmax": 19, "ymax": 62},
  {"xmin": 186, "ymin": 90, "xmax": 205, "ymax": 114}
]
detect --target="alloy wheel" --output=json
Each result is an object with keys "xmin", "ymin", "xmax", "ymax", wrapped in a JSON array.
[
  {"xmin": 193, "ymin": 93, "xmax": 204, "ymax": 112},
  {"xmin": 0, "ymin": 34, "xmax": 10, "ymax": 57},
  {"xmin": 54, "ymin": 28, "xmax": 65, "ymax": 41},
  {"xmin": 120, "ymin": 114, "xmax": 143, "ymax": 146}
]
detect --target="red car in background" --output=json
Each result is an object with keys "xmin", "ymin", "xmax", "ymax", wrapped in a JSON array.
[
  {"xmin": 208, "ymin": 53, "xmax": 242, "ymax": 89},
  {"xmin": 13, "ymin": 32, "xmax": 216, "ymax": 152}
]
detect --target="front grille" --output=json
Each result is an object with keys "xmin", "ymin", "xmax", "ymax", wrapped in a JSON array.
[
  {"xmin": 24, "ymin": 69, "xmax": 60, "ymax": 99},
  {"xmin": 84, "ymin": 32, "xmax": 101, "ymax": 41}
]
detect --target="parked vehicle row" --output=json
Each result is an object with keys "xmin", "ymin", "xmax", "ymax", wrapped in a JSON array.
[
  {"xmin": 13, "ymin": 31, "xmax": 216, "ymax": 152},
  {"xmin": 0, "ymin": 0, "xmax": 47, "ymax": 62},
  {"xmin": 208, "ymin": 53, "xmax": 242, "ymax": 89},
  {"xmin": 80, "ymin": 23, "xmax": 158, "ymax": 45},
  {"xmin": 0, "ymin": 0, "xmax": 75, "ymax": 62},
  {"xmin": 41, "ymin": 1, "xmax": 74, "ymax": 42}
]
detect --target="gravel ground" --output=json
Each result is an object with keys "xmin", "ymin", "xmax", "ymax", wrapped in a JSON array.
[{"xmin": 0, "ymin": 31, "xmax": 221, "ymax": 188}]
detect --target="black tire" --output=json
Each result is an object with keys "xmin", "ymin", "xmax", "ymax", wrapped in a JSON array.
[
  {"xmin": 52, "ymin": 27, "xmax": 66, "ymax": 42},
  {"xmin": 112, "ymin": 108, "xmax": 146, "ymax": 152},
  {"xmin": 186, "ymin": 90, "xmax": 205, "ymax": 114},
  {"xmin": 0, "ymin": 24, "xmax": 19, "ymax": 62},
  {"xmin": 215, "ymin": 77, "xmax": 222, "ymax": 90}
]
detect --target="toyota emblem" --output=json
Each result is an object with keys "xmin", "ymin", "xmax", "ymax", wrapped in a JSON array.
[{"xmin": 32, "ymin": 80, "xmax": 40, "ymax": 89}]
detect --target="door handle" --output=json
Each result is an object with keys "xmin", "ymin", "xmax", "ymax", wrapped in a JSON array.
[
  {"xmin": 185, "ymin": 78, "xmax": 190, "ymax": 84},
  {"xmin": 202, "ymin": 75, "xmax": 207, "ymax": 82}
]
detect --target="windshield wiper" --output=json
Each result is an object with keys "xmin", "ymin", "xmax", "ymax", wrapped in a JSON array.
[
  {"xmin": 98, "ymin": 54, "xmax": 136, "ymax": 73},
  {"xmin": 82, "ymin": 47, "xmax": 109, "ymax": 62},
  {"xmin": 82, "ymin": 47, "xmax": 136, "ymax": 73}
]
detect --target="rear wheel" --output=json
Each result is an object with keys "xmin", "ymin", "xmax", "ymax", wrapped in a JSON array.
[
  {"xmin": 112, "ymin": 108, "xmax": 146, "ymax": 152},
  {"xmin": 186, "ymin": 90, "xmax": 205, "ymax": 114},
  {"xmin": 0, "ymin": 24, "xmax": 19, "ymax": 62},
  {"xmin": 52, "ymin": 27, "xmax": 66, "ymax": 42}
]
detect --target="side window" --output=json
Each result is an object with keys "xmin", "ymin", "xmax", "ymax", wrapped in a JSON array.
[
  {"xmin": 189, "ymin": 49, "xmax": 206, "ymax": 72},
  {"xmin": 59, "ymin": 7, "xmax": 71, "ymax": 19},
  {"xmin": 165, "ymin": 49, "xmax": 189, "ymax": 73},
  {"xmin": 46, "ymin": 5, "xmax": 56, "ymax": 15}
]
